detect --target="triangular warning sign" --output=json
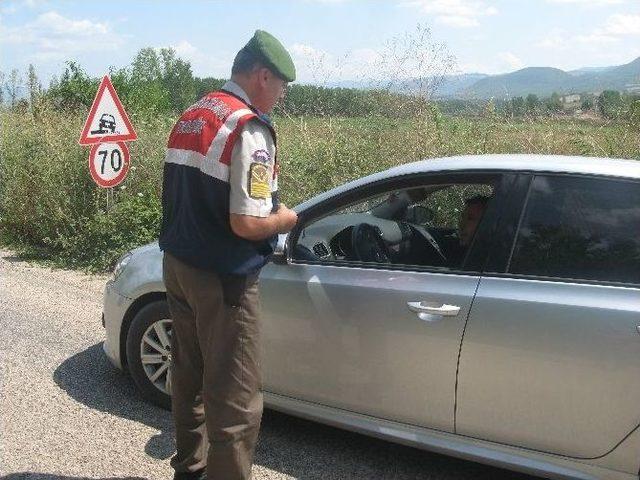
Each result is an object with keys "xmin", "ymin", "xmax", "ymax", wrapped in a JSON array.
[{"xmin": 78, "ymin": 75, "xmax": 137, "ymax": 145}]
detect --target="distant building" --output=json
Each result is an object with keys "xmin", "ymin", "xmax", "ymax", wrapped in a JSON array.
[
  {"xmin": 625, "ymin": 83, "xmax": 640, "ymax": 93},
  {"xmin": 561, "ymin": 94, "xmax": 581, "ymax": 104}
]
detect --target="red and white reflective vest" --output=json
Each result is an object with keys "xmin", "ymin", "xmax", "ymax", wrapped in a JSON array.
[{"xmin": 159, "ymin": 90, "xmax": 278, "ymax": 274}]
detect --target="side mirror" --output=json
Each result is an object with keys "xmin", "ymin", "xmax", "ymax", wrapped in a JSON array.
[
  {"xmin": 406, "ymin": 205, "xmax": 434, "ymax": 225},
  {"xmin": 271, "ymin": 233, "xmax": 289, "ymax": 265}
]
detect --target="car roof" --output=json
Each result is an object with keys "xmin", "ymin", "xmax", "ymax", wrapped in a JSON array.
[{"xmin": 294, "ymin": 154, "xmax": 640, "ymax": 212}]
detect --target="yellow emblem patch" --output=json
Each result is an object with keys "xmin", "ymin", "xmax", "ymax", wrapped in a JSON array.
[{"xmin": 248, "ymin": 162, "xmax": 270, "ymax": 200}]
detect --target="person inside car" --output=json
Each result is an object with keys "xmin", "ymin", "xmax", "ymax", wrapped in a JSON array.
[{"xmin": 444, "ymin": 195, "xmax": 490, "ymax": 267}]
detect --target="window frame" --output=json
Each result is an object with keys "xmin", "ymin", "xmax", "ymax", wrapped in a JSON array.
[
  {"xmin": 285, "ymin": 170, "xmax": 515, "ymax": 275},
  {"xmin": 485, "ymin": 172, "xmax": 640, "ymax": 289}
]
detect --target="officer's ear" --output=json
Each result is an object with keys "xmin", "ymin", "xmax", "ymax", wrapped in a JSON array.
[{"xmin": 255, "ymin": 66, "xmax": 272, "ymax": 89}]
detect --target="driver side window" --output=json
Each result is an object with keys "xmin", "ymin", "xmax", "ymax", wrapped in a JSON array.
[{"xmin": 291, "ymin": 180, "xmax": 495, "ymax": 271}]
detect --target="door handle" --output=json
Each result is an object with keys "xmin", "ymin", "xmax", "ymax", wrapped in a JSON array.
[{"xmin": 407, "ymin": 301, "xmax": 460, "ymax": 317}]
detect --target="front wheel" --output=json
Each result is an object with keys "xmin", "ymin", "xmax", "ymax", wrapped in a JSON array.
[{"xmin": 126, "ymin": 300, "xmax": 172, "ymax": 410}]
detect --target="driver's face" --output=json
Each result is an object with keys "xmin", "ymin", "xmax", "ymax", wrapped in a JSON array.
[{"xmin": 459, "ymin": 203, "xmax": 485, "ymax": 246}]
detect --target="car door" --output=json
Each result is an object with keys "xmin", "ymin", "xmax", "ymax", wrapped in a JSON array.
[
  {"xmin": 261, "ymin": 172, "xmax": 508, "ymax": 432},
  {"xmin": 456, "ymin": 174, "xmax": 640, "ymax": 459}
]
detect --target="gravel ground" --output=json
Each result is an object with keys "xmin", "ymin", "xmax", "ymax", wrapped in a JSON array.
[{"xmin": 0, "ymin": 248, "xmax": 538, "ymax": 480}]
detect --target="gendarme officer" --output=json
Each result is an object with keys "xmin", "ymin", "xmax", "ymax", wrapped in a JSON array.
[{"xmin": 159, "ymin": 30, "xmax": 298, "ymax": 480}]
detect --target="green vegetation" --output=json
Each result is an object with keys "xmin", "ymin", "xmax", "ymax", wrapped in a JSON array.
[{"xmin": 1, "ymin": 53, "xmax": 639, "ymax": 272}]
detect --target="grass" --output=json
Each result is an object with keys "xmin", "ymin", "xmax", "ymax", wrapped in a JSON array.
[{"xmin": 1, "ymin": 101, "xmax": 638, "ymax": 272}]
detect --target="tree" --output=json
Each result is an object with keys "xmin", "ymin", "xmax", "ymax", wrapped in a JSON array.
[
  {"xmin": 0, "ymin": 71, "xmax": 4, "ymax": 105},
  {"xmin": 121, "ymin": 49, "xmax": 171, "ymax": 113},
  {"xmin": 484, "ymin": 99, "xmax": 496, "ymax": 118},
  {"xmin": 27, "ymin": 64, "xmax": 42, "ymax": 107},
  {"xmin": 597, "ymin": 90, "xmax": 623, "ymax": 119},
  {"xmin": 629, "ymin": 99, "xmax": 640, "ymax": 126},
  {"xmin": 373, "ymin": 24, "xmax": 456, "ymax": 103},
  {"xmin": 194, "ymin": 77, "xmax": 225, "ymax": 99},
  {"xmin": 6, "ymin": 69, "xmax": 22, "ymax": 107},
  {"xmin": 545, "ymin": 92, "xmax": 562, "ymax": 114},
  {"xmin": 131, "ymin": 47, "xmax": 163, "ymax": 83},
  {"xmin": 159, "ymin": 47, "xmax": 196, "ymax": 112},
  {"xmin": 47, "ymin": 61, "xmax": 96, "ymax": 109},
  {"xmin": 511, "ymin": 96, "xmax": 525, "ymax": 116},
  {"xmin": 525, "ymin": 94, "xmax": 539, "ymax": 115},
  {"xmin": 581, "ymin": 95, "xmax": 595, "ymax": 111}
]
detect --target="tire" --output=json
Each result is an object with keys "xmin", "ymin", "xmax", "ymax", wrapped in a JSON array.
[{"xmin": 126, "ymin": 300, "xmax": 172, "ymax": 410}]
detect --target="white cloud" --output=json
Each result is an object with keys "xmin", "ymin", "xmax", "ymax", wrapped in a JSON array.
[
  {"xmin": 1, "ymin": 0, "xmax": 48, "ymax": 15},
  {"xmin": 536, "ymin": 28, "xmax": 568, "ymax": 48},
  {"xmin": 287, "ymin": 43, "xmax": 339, "ymax": 83},
  {"xmin": 438, "ymin": 15, "xmax": 479, "ymax": 27},
  {"xmin": 350, "ymin": 48, "xmax": 382, "ymax": 64},
  {"xmin": 289, "ymin": 43, "xmax": 326, "ymax": 59},
  {"xmin": 498, "ymin": 52, "xmax": 525, "ymax": 70},
  {"xmin": 36, "ymin": 11, "xmax": 108, "ymax": 36},
  {"xmin": 546, "ymin": 0, "xmax": 625, "ymax": 5},
  {"xmin": 575, "ymin": 32, "xmax": 619, "ymax": 44},
  {"xmin": 1, "ymin": 4, "xmax": 18, "ymax": 14},
  {"xmin": 562, "ymin": 13, "xmax": 640, "ymax": 48},
  {"xmin": 403, "ymin": 0, "xmax": 498, "ymax": 28},
  {"xmin": 530, "ymin": 11, "xmax": 640, "ymax": 72},
  {"xmin": 170, "ymin": 40, "xmax": 228, "ymax": 77},
  {"xmin": 456, "ymin": 51, "xmax": 526, "ymax": 74},
  {"xmin": 603, "ymin": 13, "xmax": 640, "ymax": 35},
  {"xmin": 538, "ymin": 14, "xmax": 639, "ymax": 52},
  {"xmin": 172, "ymin": 40, "xmax": 199, "ymax": 58},
  {"xmin": 1, "ymin": 10, "xmax": 125, "ymax": 60},
  {"xmin": 287, "ymin": 43, "xmax": 390, "ymax": 83},
  {"xmin": 537, "ymin": 29, "xmax": 616, "ymax": 50}
]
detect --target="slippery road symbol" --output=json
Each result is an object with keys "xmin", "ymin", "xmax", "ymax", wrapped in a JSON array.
[{"xmin": 91, "ymin": 114, "xmax": 117, "ymax": 135}]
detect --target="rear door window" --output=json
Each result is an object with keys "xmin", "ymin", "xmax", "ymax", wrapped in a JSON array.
[{"xmin": 509, "ymin": 175, "xmax": 640, "ymax": 285}]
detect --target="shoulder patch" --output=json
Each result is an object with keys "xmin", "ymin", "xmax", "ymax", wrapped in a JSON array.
[
  {"xmin": 251, "ymin": 149, "xmax": 271, "ymax": 164},
  {"xmin": 248, "ymin": 162, "xmax": 271, "ymax": 200}
]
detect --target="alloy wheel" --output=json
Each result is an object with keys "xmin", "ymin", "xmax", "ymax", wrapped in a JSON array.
[{"xmin": 139, "ymin": 319, "xmax": 172, "ymax": 395}]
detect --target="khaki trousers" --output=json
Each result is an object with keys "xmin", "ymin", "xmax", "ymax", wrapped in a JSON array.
[{"xmin": 163, "ymin": 252, "xmax": 263, "ymax": 480}]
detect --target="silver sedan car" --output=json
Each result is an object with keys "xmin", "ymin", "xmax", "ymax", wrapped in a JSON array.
[{"xmin": 102, "ymin": 154, "xmax": 640, "ymax": 480}]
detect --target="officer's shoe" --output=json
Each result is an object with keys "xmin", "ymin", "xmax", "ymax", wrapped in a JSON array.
[{"xmin": 173, "ymin": 468, "xmax": 206, "ymax": 480}]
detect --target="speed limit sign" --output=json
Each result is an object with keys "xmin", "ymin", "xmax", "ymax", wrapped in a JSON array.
[{"xmin": 88, "ymin": 141, "xmax": 130, "ymax": 188}]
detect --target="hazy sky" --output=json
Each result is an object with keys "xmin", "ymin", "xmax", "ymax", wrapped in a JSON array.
[{"xmin": 2, "ymin": 0, "xmax": 640, "ymax": 86}]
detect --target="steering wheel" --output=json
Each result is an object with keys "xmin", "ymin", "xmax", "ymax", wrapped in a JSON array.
[{"xmin": 351, "ymin": 223, "xmax": 390, "ymax": 263}]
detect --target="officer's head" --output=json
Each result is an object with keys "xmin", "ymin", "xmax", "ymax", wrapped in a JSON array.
[{"xmin": 231, "ymin": 30, "xmax": 296, "ymax": 114}]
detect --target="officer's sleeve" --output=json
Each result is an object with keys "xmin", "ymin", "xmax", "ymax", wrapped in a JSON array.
[{"xmin": 229, "ymin": 120, "xmax": 275, "ymax": 218}]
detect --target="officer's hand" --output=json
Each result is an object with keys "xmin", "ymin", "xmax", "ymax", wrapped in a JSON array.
[{"xmin": 275, "ymin": 204, "xmax": 298, "ymax": 233}]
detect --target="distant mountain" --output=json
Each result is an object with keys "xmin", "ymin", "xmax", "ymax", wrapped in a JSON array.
[
  {"xmin": 428, "ymin": 73, "xmax": 490, "ymax": 97},
  {"xmin": 568, "ymin": 66, "xmax": 616, "ymax": 76},
  {"xmin": 325, "ymin": 80, "xmax": 370, "ymax": 89},
  {"xmin": 460, "ymin": 67, "xmax": 572, "ymax": 98},
  {"xmin": 458, "ymin": 57, "xmax": 640, "ymax": 99},
  {"xmin": 319, "ymin": 57, "xmax": 640, "ymax": 99},
  {"xmin": 325, "ymin": 74, "xmax": 489, "ymax": 96},
  {"xmin": 593, "ymin": 57, "xmax": 640, "ymax": 91}
]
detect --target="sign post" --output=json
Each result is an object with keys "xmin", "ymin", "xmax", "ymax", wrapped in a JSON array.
[{"xmin": 79, "ymin": 76, "xmax": 137, "ymax": 190}]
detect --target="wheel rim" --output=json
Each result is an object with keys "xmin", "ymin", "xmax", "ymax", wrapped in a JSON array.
[{"xmin": 140, "ymin": 319, "xmax": 172, "ymax": 395}]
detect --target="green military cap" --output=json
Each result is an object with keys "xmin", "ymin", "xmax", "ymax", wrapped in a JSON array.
[{"xmin": 244, "ymin": 30, "xmax": 296, "ymax": 82}]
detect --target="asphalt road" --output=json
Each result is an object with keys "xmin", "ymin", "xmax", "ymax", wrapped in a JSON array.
[{"xmin": 0, "ymin": 248, "xmax": 539, "ymax": 480}]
